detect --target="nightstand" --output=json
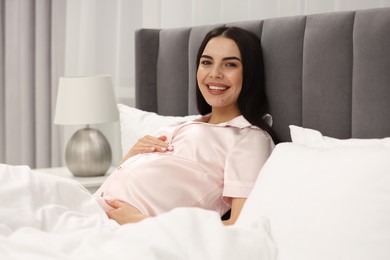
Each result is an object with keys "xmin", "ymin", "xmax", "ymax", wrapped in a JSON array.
[{"xmin": 33, "ymin": 167, "xmax": 113, "ymax": 193}]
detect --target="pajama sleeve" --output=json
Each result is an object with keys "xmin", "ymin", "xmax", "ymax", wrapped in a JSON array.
[{"xmin": 223, "ymin": 128, "xmax": 275, "ymax": 202}]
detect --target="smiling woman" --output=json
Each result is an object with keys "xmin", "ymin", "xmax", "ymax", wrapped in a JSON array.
[
  {"xmin": 196, "ymin": 27, "xmax": 279, "ymax": 142},
  {"xmin": 197, "ymin": 36, "xmax": 243, "ymax": 124},
  {"xmin": 93, "ymin": 26, "xmax": 278, "ymax": 226}
]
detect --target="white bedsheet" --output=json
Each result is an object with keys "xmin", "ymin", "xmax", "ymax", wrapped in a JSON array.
[{"xmin": 0, "ymin": 164, "xmax": 276, "ymax": 260}]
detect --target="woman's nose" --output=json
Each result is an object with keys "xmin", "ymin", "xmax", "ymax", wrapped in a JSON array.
[{"xmin": 209, "ymin": 66, "xmax": 223, "ymax": 78}]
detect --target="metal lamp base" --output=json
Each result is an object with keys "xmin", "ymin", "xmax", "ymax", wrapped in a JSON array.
[{"xmin": 65, "ymin": 127, "xmax": 112, "ymax": 177}]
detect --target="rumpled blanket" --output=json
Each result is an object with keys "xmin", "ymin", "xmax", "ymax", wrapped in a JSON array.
[{"xmin": 0, "ymin": 164, "xmax": 276, "ymax": 260}]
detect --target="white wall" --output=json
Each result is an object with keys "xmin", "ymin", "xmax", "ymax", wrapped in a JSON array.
[
  {"xmin": 63, "ymin": 0, "xmax": 390, "ymax": 165},
  {"xmin": 143, "ymin": 0, "xmax": 390, "ymax": 28}
]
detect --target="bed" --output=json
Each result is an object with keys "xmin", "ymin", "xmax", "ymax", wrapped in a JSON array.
[{"xmin": 1, "ymin": 7, "xmax": 390, "ymax": 260}]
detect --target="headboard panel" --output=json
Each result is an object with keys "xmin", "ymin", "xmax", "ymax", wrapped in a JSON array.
[
  {"xmin": 303, "ymin": 12, "xmax": 354, "ymax": 139},
  {"xmin": 260, "ymin": 16, "xmax": 305, "ymax": 141},
  {"xmin": 135, "ymin": 7, "xmax": 390, "ymax": 142},
  {"xmin": 156, "ymin": 28, "xmax": 191, "ymax": 115},
  {"xmin": 353, "ymin": 9, "xmax": 390, "ymax": 138}
]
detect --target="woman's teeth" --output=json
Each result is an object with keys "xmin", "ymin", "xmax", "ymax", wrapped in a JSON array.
[{"xmin": 208, "ymin": 85, "xmax": 227, "ymax": 91}]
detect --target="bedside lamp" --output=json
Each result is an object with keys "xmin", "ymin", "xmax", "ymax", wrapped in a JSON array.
[{"xmin": 54, "ymin": 75, "xmax": 119, "ymax": 177}]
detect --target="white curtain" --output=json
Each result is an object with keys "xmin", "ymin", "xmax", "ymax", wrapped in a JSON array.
[{"xmin": 0, "ymin": 0, "xmax": 66, "ymax": 168}]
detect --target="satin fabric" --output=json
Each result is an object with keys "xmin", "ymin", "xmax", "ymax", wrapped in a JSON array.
[{"xmin": 94, "ymin": 115, "xmax": 274, "ymax": 217}]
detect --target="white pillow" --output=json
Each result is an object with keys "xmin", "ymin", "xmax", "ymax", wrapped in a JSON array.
[
  {"xmin": 237, "ymin": 126, "xmax": 390, "ymax": 260},
  {"xmin": 118, "ymin": 104, "xmax": 199, "ymax": 156},
  {"xmin": 290, "ymin": 125, "xmax": 390, "ymax": 147}
]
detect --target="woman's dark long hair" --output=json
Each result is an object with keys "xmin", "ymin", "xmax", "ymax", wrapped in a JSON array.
[{"xmin": 195, "ymin": 26, "xmax": 279, "ymax": 143}]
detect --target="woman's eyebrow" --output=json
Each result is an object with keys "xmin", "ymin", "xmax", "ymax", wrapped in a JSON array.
[
  {"xmin": 223, "ymin": 56, "xmax": 241, "ymax": 62},
  {"xmin": 201, "ymin": 55, "xmax": 241, "ymax": 62},
  {"xmin": 201, "ymin": 54, "xmax": 213, "ymax": 59}
]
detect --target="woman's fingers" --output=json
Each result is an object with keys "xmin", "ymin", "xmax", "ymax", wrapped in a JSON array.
[
  {"xmin": 120, "ymin": 135, "xmax": 174, "ymax": 163},
  {"xmin": 140, "ymin": 135, "xmax": 173, "ymax": 152},
  {"xmin": 105, "ymin": 200, "xmax": 147, "ymax": 224},
  {"xmin": 105, "ymin": 198, "xmax": 125, "ymax": 209},
  {"xmin": 158, "ymin": 135, "xmax": 167, "ymax": 142}
]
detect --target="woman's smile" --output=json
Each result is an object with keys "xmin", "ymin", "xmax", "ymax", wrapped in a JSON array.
[{"xmin": 206, "ymin": 82, "xmax": 230, "ymax": 95}]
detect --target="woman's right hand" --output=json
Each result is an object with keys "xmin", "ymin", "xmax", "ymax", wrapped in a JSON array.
[
  {"xmin": 120, "ymin": 135, "xmax": 173, "ymax": 164},
  {"xmin": 105, "ymin": 199, "xmax": 148, "ymax": 224}
]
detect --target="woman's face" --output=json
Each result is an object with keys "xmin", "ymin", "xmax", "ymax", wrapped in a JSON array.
[{"xmin": 197, "ymin": 36, "xmax": 243, "ymax": 113}]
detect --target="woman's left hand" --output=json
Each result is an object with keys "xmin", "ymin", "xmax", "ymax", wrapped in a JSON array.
[
  {"xmin": 120, "ymin": 135, "xmax": 173, "ymax": 164},
  {"xmin": 105, "ymin": 199, "xmax": 148, "ymax": 225}
]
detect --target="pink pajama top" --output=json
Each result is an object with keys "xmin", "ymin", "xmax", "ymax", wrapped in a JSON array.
[{"xmin": 94, "ymin": 115, "xmax": 275, "ymax": 217}]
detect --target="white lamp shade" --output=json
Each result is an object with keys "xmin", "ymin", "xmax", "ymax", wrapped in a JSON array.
[{"xmin": 54, "ymin": 75, "xmax": 119, "ymax": 125}]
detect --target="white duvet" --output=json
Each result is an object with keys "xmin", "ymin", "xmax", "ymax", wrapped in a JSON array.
[{"xmin": 0, "ymin": 164, "xmax": 275, "ymax": 260}]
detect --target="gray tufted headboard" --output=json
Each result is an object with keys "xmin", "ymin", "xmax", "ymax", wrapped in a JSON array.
[{"xmin": 135, "ymin": 7, "xmax": 390, "ymax": 142}]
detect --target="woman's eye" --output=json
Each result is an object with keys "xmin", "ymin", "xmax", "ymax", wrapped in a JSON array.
[
  {"xmin": 225, "ymin": 63, "xmax": 237, "ymax": 68},
  {"xmin": 201, "ymin": 60, "xmax": 212, "ymax": 65}
]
